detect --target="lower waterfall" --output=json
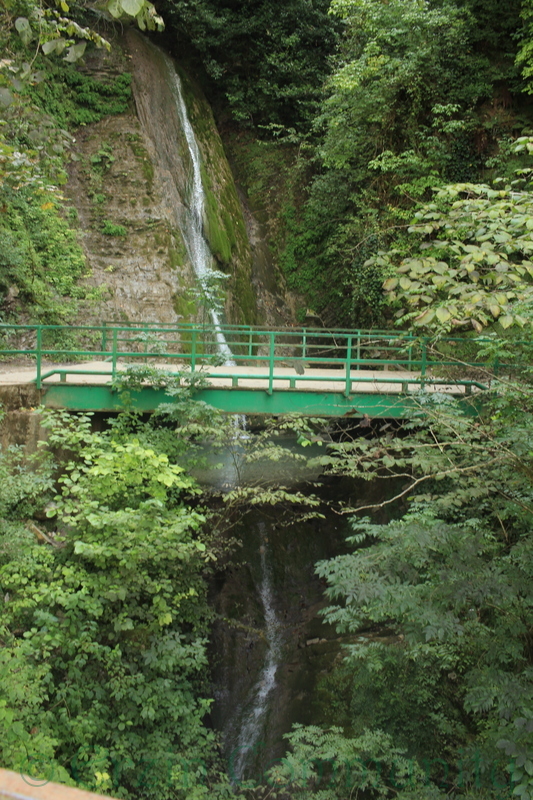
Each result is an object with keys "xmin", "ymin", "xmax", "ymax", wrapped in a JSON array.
[{"xmin": 230, "ymin": 521, "xmax": 285, "ymax": 781}]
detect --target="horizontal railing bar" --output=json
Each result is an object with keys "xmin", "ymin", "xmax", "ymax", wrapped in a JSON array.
[
  {"xmin": 1, "ymin": 321, "xmax": 529, "ymax": 346},
  {"xmin": 0, "ymin": 321, "xmax": 502, "ymax": 344},
  {"xmin": 0, "ymin": 353, "xmax": 510, "ymax": 371},
  {"xmin": 0, "ymin": 356, "xmax": 454, "ymax": 370},
  {"xmin": 40, "ymin": 369, "xmax": 115, "ymax": 380},
  {"xmin": 37, "ymin": 366, "xmax": 487, "ymax": 390},
  {"xmin": 0, "ymin": 354, "xmax": 509, "ymax": 373}
]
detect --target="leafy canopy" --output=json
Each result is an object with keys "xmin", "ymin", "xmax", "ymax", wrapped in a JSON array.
[
  {"xmin": 375, "ymin": 138, "xmax": 533, "ymax": 332},
  {"xmin": 0, "ymin": 406, "xmax": 222, "ymax": 799},
  {"xmin": 159, "ymin": 0, "xmax": 338, "ymax": 130}
]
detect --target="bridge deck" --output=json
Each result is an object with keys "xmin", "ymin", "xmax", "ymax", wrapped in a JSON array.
[
  {"xmin": 0, "ymin": 361, "xmax": 473, "ymax": 394},
  {"xmin": 0, "ymin": 323, "xmax": 489, "ymax": 416}
]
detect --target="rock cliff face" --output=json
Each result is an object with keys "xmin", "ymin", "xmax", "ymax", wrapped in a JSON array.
[{"xmin": 65, "ymin": 30, "xmax": 256, "ymax": 326}]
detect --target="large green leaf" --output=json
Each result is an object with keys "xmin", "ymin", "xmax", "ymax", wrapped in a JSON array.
[
  {"xmin": 120, "ymin": 0, "xmax": 144, "ymax": 17},
  {"xmin": 15, "ymin": 17, "xmax": 32, "ymax": 45}
]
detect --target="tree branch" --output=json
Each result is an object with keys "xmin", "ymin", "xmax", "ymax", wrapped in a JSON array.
[{"xmin": 334, "ymin": 457, "xmax": 504, "ymax": 515}]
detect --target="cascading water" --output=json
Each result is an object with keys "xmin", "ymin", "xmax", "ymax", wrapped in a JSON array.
[
  {"xmin": 128, "ymin": 34, "xmax": 347, "ymax": 779},
  {"xmin": 229, "ymin": 522, "xmax": 285, "ymax": 782},
  {"xmin": 125, "ymin": 35, "xmax": 376, "ymax": 785},
  {"xmin": 163, "ymin": 52, "xmax": 235, "ymax": 365}
]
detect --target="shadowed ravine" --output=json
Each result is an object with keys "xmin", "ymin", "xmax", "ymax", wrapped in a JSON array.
[{"xmin": 212, "ymin": 500, "xmax": 349, "ymax": 783}]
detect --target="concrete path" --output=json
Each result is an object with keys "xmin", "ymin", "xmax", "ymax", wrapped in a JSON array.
[{"xmin": 0, "ymin": 360, "xmax": 471, "ymax": 395}]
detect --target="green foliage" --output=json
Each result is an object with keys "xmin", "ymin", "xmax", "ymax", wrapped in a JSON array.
[
  {"xmin": 0, "ymin": 405, "xmax": 230, "ymax": 799},
  {"xmin": 0, "ymin": 444, "xmax": 54, "ymax": 521},
  {"xmin": 0, "ymin": 187, "xmax": 93, "ymax": 322},
  {"xmin": 0, "ymin": 437, "xmax": 68, "ymax": 784},
  {"xmin": 104, "ymin": 0, "xmax": 164, "ymax": 31},
  {"xmin": 378, "ymin": 159, "xmax": 533, "ymax": 332},
  {"xmin": 316, "ymin": 649, "xmax": 468, "ymax": 762},
  {"xmin": 0, "ymin": 6, "xmax": 135, "ymax": 324},
  {"xmin": 320, "ymin": 0, "xmax": 488, "ymax": 172},
  {"xmin": 516, "ymin": 0, "xmax": 533, "ymax": 92},
  {"xmin": 187, "ymin": 269, "xmax": 229, "ymax": 326},
  {"xmin": 265, "ymin": 725, "xmax": 435, "ymax": 799},
  {"xmin": 7, "ymin": 0, "xmax": 111, "ymax": 62},
  {"xmin": 281, "ymin": 179, "xmax": 398, "ymax": 326},
  {"xmin": 112, "ymin": 368, "xmax": 327, "ymax": 523},
  {"xmin": 0, "ymin": 87, "xmax": 73, "ymax": 190},
  {"xmin": 0, "ymin": 381, "xmax": 335, "ymax": 800},
  {"xmin": 101, "ymin": 219, "xmax": 127, "ymax": 236},
  {"xmin": 27, "ymin": 67, "xmax": 132, "ymax": 128},
  {"xmin": 296, "ymin": 347, "xmax": 533, "ymax": 798},
  {"xmin": 160, "ymin": 0, "xmax": 338, "ymax": 131},
  {"xmin": 316, "ymin": 503, "xmax": 533, "ymax": 793},
  {"xmin": 4, "ymin": 0, "xmax": 163, "ymax": 74},
  {"xmin": 0, "ymin": 641, "xmax": 72, "ymax": 787},
  {"xmin": 279, "ymin": 0, "xmax": 526, "ymax": 326}
]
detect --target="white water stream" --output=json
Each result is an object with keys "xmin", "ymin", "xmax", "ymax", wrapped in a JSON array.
[
  {"xmin": 163, "ymin": 52, "xmax": 235, "ymax": 365},
  {"xmin": 230, "ymin": 522, "xmax": 284, "ymax": 781},
  {"xmin": 167, "ymin": 58, "xmax": 280, "ymax": 774}
]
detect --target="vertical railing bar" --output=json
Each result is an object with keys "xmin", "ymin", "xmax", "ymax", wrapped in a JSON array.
[
  {"xmin": 191, "ymin": 330, "xmax": 197, "ymax": 371},
  {"xmin": 268, "ymin": 332, "xmax": 274, "ymax": 395},
  {"xmin": 101, "ymin": 322, "xmax": 108, "ymax": 354},
  {"xmin": 345, "ymin": 335, "xmax": 352, "ymax": 396},
  {"xmin": 356, "ymin": 330, "xmax": 361, "ymax": 370},
  {"xmin": 36, "ymin": 326, "xmax": 42, "ymax": 390},
  {"xmin": 111, "ymin": 328, "xmax": 118, "ymax": 381},
  {"xmin": 421, "ymin": 337, "xmax": 427, "ymax": 387}
]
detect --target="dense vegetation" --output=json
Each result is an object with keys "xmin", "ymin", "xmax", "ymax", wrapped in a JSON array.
[
  {"xmin": 266, "ymin": 343, "xmax": 533, "ymax": 799},
  {"xmin": 0, "ymin": 396, "xmax": 226, "ymax": 800},
  {"xmin": 159, "ymin": 0, "xmax": 338, "ymax": 131},
  {"xmin": 0, "ymin": 0, "xmax": 156, "ymax": 324},
  {"xmin": 280, "ymin": 0, "xmax": 532, "ymax": 327},
  {"xmin": 174, "ymin": 0, "xmax": 533, "ymax": 328}
]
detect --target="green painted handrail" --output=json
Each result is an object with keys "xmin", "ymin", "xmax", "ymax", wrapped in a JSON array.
[{"xmin": 0, "ymin": 321, "xmax": 503, "ymax": 394}]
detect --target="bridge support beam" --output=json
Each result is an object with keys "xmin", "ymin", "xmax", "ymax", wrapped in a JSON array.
[{"xmin": 40, "ymin": 384, "xmax": 462, "ymax": 418}]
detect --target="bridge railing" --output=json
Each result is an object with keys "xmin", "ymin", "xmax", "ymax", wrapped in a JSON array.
[{"xmin": 0, "ymin": 322, "xmax": 498, "ymax": 394}]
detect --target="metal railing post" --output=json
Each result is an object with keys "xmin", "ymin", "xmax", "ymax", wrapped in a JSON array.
[
  {"xmin": 143, "ymin": 325, "xmax": 148, "ymax": 362},
  {"xmin": 36, "ymin": 326, "xmax": 42, "ymax": 390},
  {"xmin": 355, "ymin": 331, "xmax": 361, "ymax": 370},
  {"xmin": 101, "ymin": 323, "xmax": 108, "ymax": 354},
  {"xmin": 421, "ymin": 338, "xmax": 427, "ymax": 387},
  {"xmin": 111, "ymin": 328, "xmax": 118, "ymax": 381},
  {"xmin": 191, "ymin": 330, "xmax": 197, "ymax": 371},
  {"xmin": 302, "ymin": 329, "xmax": 307, "ymax": 360},
  {"xmin": 268, "ymin": 332, "xmax": 275, "ymax": 395},
  {"xmin": 345, "ymin": 336, "xmax": 353, "ymax": 396}
]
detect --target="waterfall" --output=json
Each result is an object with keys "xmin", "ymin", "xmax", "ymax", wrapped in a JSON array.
[
  {"xmin": 163, "ymin": 53, "xmax": 235, "ymax": 366},
  {"xmin": 230, "ymin": 522, "xmax": 284, "ymax": 782}
]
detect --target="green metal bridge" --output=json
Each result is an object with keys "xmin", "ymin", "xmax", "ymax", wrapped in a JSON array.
[{"xmin": 0, "ymin": 322, "xmax": 491, "ymax": 417}]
